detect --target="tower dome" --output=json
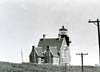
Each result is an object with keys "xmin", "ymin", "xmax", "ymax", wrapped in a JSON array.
[
  {"xmin": 59, "ymin": 26, "xmax": 67, "ymax": 35},
  {"xmin": 59, "ymin": 26, "xmax": 67, "ymax": 31}
]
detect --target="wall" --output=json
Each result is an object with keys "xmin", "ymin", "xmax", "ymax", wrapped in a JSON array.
[
  {"xmin": 60, "ymin": 38, "xmax": 71, "ymax": 65},
  {"xmin": 53, "ymin": 57, "xmax": 59, "ymax": 65},
  {"xmin": 38, "ymin": 58, "xmax": 41, "ymax": 64}
]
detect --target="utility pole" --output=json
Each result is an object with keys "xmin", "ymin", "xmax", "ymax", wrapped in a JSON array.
[
  {"xmin": 21, "ymin": 49, "xmax": 23, "ymax": 63},
  {"xmin": 76, "ymin": 52, "xmax": 88, "ymax": 72},
  {"xmin": 88, "ymin": 18, "xmax": 100, "ymax": 64},
  {"xmin": 65, "ymin": 63, "xmax": 67, "ymax": 72}
]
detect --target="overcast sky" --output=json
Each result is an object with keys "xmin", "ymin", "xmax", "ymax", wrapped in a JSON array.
[{"xmin": 0, "ymin": 0, "xmax": 100, "ymax": 65}]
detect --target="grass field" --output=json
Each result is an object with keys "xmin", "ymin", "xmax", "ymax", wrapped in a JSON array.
[{"xmin": 0, "ymin": 62, "xmax": 99, "ymax": 72}]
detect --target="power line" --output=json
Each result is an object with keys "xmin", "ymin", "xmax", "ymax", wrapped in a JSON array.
[{"xmin": 88, "ymin": 18, "xmax": 100, "ymax": 64}]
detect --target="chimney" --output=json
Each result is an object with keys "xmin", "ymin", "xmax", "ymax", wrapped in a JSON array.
[
  {"xmin": 32, "ymin": 45, "xmax": 35, "ymax": 51},
  {"xmin": 32, "ymin": 45, "xmax": 35, "ymax": 48},
  {"xmin": 43, "ymin": 34, "xmax": 46, "ymax": 40},
  {"xmin": 47, "ymin": 45, "xmax": 49, "ymax": 51}
]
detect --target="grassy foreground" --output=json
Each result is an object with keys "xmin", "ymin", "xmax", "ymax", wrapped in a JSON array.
[{"xmin": 0, "ymin": 62, "xmax": 99, "ymax": 72}]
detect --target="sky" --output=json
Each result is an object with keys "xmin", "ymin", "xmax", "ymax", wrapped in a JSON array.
[{"xmin": 0, "ymin": 0, "xmax": 100, "ymax": 66}]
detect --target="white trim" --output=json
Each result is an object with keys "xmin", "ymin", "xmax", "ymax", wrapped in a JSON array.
[{"xmin": 34, "ymin": 47, "xmax": 42, "ymax": 56}]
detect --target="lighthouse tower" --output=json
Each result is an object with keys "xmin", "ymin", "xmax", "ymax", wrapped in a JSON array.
[
  {"xmin": 59, "ymin": 26, "xmax": 71, "ymax": 46},
  {"xmin": 59, "ymin": 26, "xmax": 71, "ymax": 65}
]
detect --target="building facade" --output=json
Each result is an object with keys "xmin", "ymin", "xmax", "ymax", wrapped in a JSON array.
[{"xmin": 29, "ymin": 26, "xmax": 71, "ymax": 65}]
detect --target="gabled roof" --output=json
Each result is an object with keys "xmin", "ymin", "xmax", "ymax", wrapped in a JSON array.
[
  {"xmin": 49, "ymin": 46, "xmax": 59, "ymax": 57},
  {"xmin": 34, "ymin": 47, "xmax": 43, "ymax": 57},
  {"xmin": 38, "ymin": 38, "xmax": 63, "ymax": 51}
]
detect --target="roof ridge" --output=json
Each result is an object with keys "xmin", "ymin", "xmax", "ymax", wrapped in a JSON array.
[
  {"xmin": 38, "ymin": 37, "xmax": 63, "ymax": 51},
  {"xmin": 40, "ymin": 38, "xmax": 59, "ymax": 39}
]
